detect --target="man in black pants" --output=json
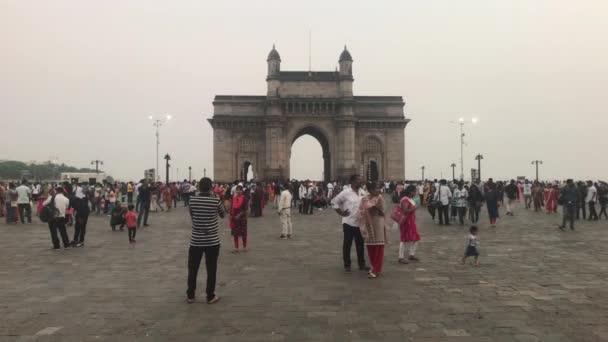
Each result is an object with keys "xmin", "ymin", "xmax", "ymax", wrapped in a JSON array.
[
  {"xmin": 43, "ymin": 187, "xmax": 71, "ymax": 249},
  {"xmin": 71, "ymin": 196, "xmax": 90, "ymax": 247},
  {"xmin": 435, "ymin": 179, "xmax": 452, "ymax": 225},
  {"xmin": 331, "ymin": 175, "xmax": 369, "ymax": 273},
  {"xmin": 137, "ymin": 182, "xmax": 151, "ymax": 228},
  {"xmin": 586, "ymin": 181, "xmax": 599, "ymax": 221},
  {"xmin": 186, "ymin": 177, "xmax": 225, "ymax": 304},
  {"xmin": 558, "ymin": 179, "xmax": 579, "ymax": 231},
  {"xmin": 577, "ymin": 181, "xmax": 587, "ymax": 220}
]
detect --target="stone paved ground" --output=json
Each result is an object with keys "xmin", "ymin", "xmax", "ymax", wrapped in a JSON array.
[{"xmin": 1, "ymin": 199, "xmax": 608, "ymax": 342}]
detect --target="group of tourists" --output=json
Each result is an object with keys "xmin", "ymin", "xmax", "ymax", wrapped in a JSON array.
[
  {"xmin": 383, "ymin": 178, "xmax": 608, "ymax": 230},
  {"xmin": 3, "ymin": 173, "xmax": 605, "ymax": 305},
  {"xmin": 0, "ymin": 178, "xmax": 200, "ymax": 248}
]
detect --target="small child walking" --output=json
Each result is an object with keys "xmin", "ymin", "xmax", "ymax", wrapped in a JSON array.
[
  {"xmin": 462, "ymin": 225, "xmax": 480, "ymax": 267},
  {"xmin": 125, "ymin": 204, "xmax": 138, "ymax": 243}
]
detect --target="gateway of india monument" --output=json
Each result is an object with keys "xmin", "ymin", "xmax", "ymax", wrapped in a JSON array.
[{"xmin": 208, "ymin": 45, "xmax": 410, "ymax": 183}]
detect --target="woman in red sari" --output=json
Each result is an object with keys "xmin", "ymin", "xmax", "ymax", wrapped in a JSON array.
[
  {"xmin": 229, "ymin": 185, "xmax": 249, "ymax": 253},
  {"xmin": 545, "ymin": 183, "xmax": 558, "ymax": 214},
  {"xmin": 163, "ymin": 185, "xmax": 173, "ymax": 212}
]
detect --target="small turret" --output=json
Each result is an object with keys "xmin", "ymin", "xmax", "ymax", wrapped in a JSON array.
[
  {"xmin": 339, "ymin": 45, "xmax": 353, "ymax": 79},
  {"xmin": 267, "ymin": 44, "xmax": 281, "ymax": 79}
]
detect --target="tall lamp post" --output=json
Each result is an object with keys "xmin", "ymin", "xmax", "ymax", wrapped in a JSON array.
[
  {"xmin": 475, "ymin": 154, "xmax": 484, "ymax": 182},
  {"xmin": 450, "ymin": 117, "xmax": 478, "ymax": 180},
  {"xmin": 450, "ymin": 163, "xmax": 456, "ymax": 180},
  {"xmin": 531, "ymin": 160, "xmax": 543, "ymax": 182},
  {"xmin": 149, "ymin": 114, "xmax": 172, "ymax": 182},
  {"xmin": 91, "ymin": 160, "xmax": 103, "ymax": 174},
  {"xmin": 164, "ymin": 154, "xmax": 171, "ymax": 184},
  {"xmin": 188, "ymin": 166, "xmax": 192, "ymax": 182},
  {"xmin": 421, "ymin": 166, "xmax": 425, "ymax": 182}
]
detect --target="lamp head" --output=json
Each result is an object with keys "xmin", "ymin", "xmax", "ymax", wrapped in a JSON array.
[
  {"xmin": 148, "ymin": 115, "xmax": 153, "ymax": 120},
  {"xmin": 472, "ymin": 117, "xmax": 479, "ymax": 124},
  {"xmin": 166, "ymin": 115, "xmax": 172, "ymax": 121},
  {"xmin": 458, "ymin": 117, "xmax": 464, "ymax": 123}
]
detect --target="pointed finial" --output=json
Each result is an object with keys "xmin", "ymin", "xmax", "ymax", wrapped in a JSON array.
[
  {"xmin": 273, "ymin": 43, "xmax": 276, "ymax": 49},
  {"xmin": 344, "ymin": 45, "xmax": 347, "ymax": 50}
]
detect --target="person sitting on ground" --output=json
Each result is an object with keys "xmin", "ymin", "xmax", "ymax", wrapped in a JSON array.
[{"xmin": 110, "ymin": 201, "xmax": 127, "ymax": 231}]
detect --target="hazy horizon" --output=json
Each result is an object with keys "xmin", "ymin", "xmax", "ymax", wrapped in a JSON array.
[{"xmin": 2, "ymin": 1, "xmax": 607, "ymax": 181}]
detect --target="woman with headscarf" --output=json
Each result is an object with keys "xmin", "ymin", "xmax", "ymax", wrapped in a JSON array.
[
  {"xmin": 359, "ymin": 182, "xmax": 387, "ymax": 278},
  {"xmin": 229, "ymin": 185, "xmax": 249, "ymax": 253}
]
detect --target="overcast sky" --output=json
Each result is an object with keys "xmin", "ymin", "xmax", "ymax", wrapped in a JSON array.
[{"xmin": 2, "ymin": 0, "xmax": 607, "ymax": 181}]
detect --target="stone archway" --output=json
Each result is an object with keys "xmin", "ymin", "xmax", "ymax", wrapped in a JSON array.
[
  {"xmin": 289, "ymin": 126, "xmax": 331, "ymax": 182},
  {"xmin": 208, "ymin": 45, "xmax": 409, "ymax": 182}
]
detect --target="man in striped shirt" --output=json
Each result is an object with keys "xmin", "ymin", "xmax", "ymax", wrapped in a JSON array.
[{"xmin": 186, "ymin": 177, "xmax": 225, "ymax": 304}]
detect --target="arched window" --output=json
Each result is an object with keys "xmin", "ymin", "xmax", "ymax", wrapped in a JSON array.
[
  {"xmin": 239, "ymin": 137, "xmax": 256, "ymax": 153},
  {"xmin": 364, "ymin": 137, "xmax": 382, "ymax": 154}
]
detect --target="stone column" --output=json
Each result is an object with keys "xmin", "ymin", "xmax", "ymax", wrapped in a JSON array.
[
  {"xmin": 385, "ymin": 123, "xmax": 407, "ymax": 180},
  {"xmin": 211, "ymin": 124, "xmax": 234, "ymax": 183},
  {"xmin": 264, "ymin": 118, "xmax": 287, "ymax": 180},
  {"xmin": 335, "ymin": 118, "xmax": 357, "ymax": 181}
]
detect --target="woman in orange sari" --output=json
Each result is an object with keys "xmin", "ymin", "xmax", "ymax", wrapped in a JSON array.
[
  {"xmin": 268, "ymin": 183, "xmax": 275, "ymax": 208},
  {"xmin": 229, "ymin": 185, "xmax": 249, "ymax": 253},
  {"xmin": 163, "ymin": 184, "xmax": 173, "ymax": 212}
]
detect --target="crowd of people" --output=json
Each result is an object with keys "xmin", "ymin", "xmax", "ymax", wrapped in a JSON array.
[
  {"xmin": 2, "ymin": 175, "xmax": 606, "ymax": 304},
  {"xmin": 0, "ymin": 178, "xmax": 200, "ymax": 248},
  {"xmin": 388, "ymin": 178, "xmax": 608, "ymax": 230}
]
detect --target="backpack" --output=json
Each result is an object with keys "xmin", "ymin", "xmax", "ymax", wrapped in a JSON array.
[{"xmin": 40, "ymin": 195, "xmax": 60, "ymax": 223}]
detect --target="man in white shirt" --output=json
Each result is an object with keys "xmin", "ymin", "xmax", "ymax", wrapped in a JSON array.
[
  {"xmin": 331, "ymin": 174, "xmax": 369, "ymax": 273},
  {"xmin": 523, "ymin": 179, "xmax": 533, "ymax": 209},
  {"xmin": 298, "ymin": 183, "xmax": 307, "ymax": 214},
  {"xmin": 453, "ymin": 182, "xmax": 469, "ymax": 225},
  {"xmin": 586, "ymin": 181, "xmax": 598, "ymax": 220},
  {"xmin": 278, "ymin": 183, "xmax": 294, "ymax": 239},
  {"xmin": 43, "ymin": 187, "xmax": 71, "ymax": 249},
  {"xmin": 16, "ymin": 180, "xmax": 33, "ymax": 224},
  {"xmin": 327, "ymin": 182, "xmax": 334, "ymax": 199},
  {"xmin": 434, "ymin": 179, "xmax": 453, "ymax": 225}
]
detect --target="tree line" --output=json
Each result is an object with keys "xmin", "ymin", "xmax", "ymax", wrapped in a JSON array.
[{"xmin": 0, "ymin": 160, "xmax": 98, "ymax": 181}]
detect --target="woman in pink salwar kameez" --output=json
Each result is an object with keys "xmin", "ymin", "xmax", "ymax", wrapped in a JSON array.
[{"xmin": 399, "ymin": 185, "xmax": 421, "ymax": 264}]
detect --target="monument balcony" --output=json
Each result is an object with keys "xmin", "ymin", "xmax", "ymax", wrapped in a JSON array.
[{"xmin": 280, "ymin": 100, "xmax": 340, "ymax": 116}]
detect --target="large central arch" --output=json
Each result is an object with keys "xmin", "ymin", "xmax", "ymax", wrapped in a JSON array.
[
  {"xmin": 208, "ymin": 45, "xmax": 409, "ymax": 182},
  {"xmin": 289, "ymin": 126, "xmax": 331, "ymax": 182}
]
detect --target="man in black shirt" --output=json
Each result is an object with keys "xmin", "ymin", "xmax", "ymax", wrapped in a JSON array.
[
  {"xmin": 504, "ymin": 180, "xmax": 518, "ymax": 216},
  {"xmin": 559, "ymin": 179, "xmax": 579, "ymax": 231},
  {"xmin": 137, "ymin": 181, "xmax": 151, "ymax": 227}
]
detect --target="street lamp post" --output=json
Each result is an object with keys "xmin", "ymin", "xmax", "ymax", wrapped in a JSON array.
[
  {"xmin": 188, "ymin": 166, "xmax": 192, "ymax": 182},
  {"xmin": 204, "ymin": 168, "xmax": 207, "ymax": 178},
  {"xmin": 450, "ymin": 163, "xmax": 456, "ymax": 180},
  {"xmin": 475, "ymin": 154, "xmax": 484, "ymax": 182},
  {"xmin": 91, "ymin": 160, "xmax": 103, "ymax": 174},
  {"xmin": 451, "ymin": 117, "xmax": 478, "ymax": 180},
  {"xmin": 149, "ymin": 114, "xmax": 172, "ymax": 182},
  {"xmin": 531, "ymin": 160, "xmax": 543, "ymax": 182},
  {"xmin": 164, "ymin": 154, "xmax": 171, "ymax": 184},
  {"xmin": 421, "ymin": 166, "xmax": 425, "ymax": 182}
]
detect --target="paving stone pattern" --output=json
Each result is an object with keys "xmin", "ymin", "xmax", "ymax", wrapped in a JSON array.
[{"xmin": 1, "ymin": 199, "xmax": 607, "ymax": 341}]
